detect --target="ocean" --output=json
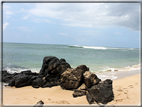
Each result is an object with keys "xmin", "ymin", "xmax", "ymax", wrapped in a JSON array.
[{"xmin": 2, "ymin": 42, "xmax": 140, "ymax": 80}]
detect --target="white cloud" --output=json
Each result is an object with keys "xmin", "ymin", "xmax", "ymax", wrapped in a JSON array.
[
  {"xmin": 32, "ymin": 18, "xmax": 55, "ymax": 23},
  {"xmin": 27, "ymin": 3, "xmax": 139, "ymax": 30},
  {"xmin": 22, "ymin": 15, "xmax": 30, "ymax": 20},
  {"xmin": 3, "ymin": 4, "xmax": 13, "ymax": 18},
  {"xmin": 58, "ymin": 32, "xmax": 70, "ymax": 37},
  {"xmin": 17, "ymin": 8, "xmax": 31, "ymax": 20},
  {"xmin": 3, "ymin": 22, "xmax": 9, "ymax": 30},
  {"xmin": 58, "ymin": 33, "xmax": 65, "ymax": 35},
  {"xmin": 17, "ymin": 27, "xmax": 32, "ymax": 31},
  {"xmin": 5, "ymin": 10, "xmax": 13, "ymax": 15}
]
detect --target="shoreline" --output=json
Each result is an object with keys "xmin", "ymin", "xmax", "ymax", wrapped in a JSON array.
[
  {"xmin": 2, "ymin": 70, "xmax": 141, "ymax": 106},
  {"xmin": 3, "ymin": 64, "xmax": 141, "ymax": 82},
  {"xmin": 95, "ymin": 69, "xmax": 140, "ymax": 81},
  {"xmin": 113, "ymin": 69, "xmax": 140, "ymax": 80}
]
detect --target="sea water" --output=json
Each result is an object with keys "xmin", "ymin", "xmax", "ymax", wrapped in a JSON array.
[{"xmin": 2, "ymin": 42, "xmax": 140, "ymax": 80}]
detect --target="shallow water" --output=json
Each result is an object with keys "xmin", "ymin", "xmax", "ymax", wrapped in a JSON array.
[{"xmin": 3, "ymin": 42, "xmax": 140, "ymax": 80}]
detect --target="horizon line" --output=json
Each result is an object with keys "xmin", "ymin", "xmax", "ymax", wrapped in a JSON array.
[{"xmin": 3, "ymin": 42, "xmax": 140, "ymax": 49}]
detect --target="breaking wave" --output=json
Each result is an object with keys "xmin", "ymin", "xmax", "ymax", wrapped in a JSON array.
[
  {"xmin": 3, "ymin": 64, "xmax": 40, "ymax": 74},
  {"xmin": 97, "ymin": 74, "xmax": 117, "ymax": 81},
  {"xmin": 99, "ymin": 64, "xmax": 141, "ymax": 72},
  {"xmin": 94, "ymin": 64, "xmax": 140, "ymax": 80},
  {"xmin": 68, "ymin": 45, "xmax": 107, "ymax": 50},
  {"xmin": 68, "ymin": 45, "xmax": 139, "ymax": 50},
  {"xmin": 82, "ymin": 46, "xmax": 107, "ymax": 50},
  {"xmin": 2, "ymin": 63, "xmax": 140, "ymax": 81}
]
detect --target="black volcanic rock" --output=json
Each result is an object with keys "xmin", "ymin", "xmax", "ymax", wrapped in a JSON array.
[
  {"xmin": 73, "ymin": 89, "xmax": 86, "ymax": 97},
  {"xmin": 32, "ymin": 77, "xmax": 43, "ymax": 88},
  {"xmin": 39, "ymin": 56, "xmax": 71, "ymax": 88},
  {"xmin": 34, "ymin": 100, "xmax": 44, "ymax": 107},
  {"xmin": 60, "ymin": 65, "xmax": 89, "ymax": 90},
  {"xmin": 39, "ymin": 56, "xmax": 71, "ymax": 78},
  {"xmin": 2, "ymin": 70, "xmax": 18, "ymax": 83},
  {"xmin": 86, "ymin": 93, "xmax": 94, "ymax": 104},
  {"xmin": 83, "ymin": 71, "xmax": 101, "ymax": 88},
  {"xmin": 75, "ymin": 65, "xmax": 89, "ymax": 73},
  {"xmin": 38, "ymin": 56, "xmax": 59, "ymax": 78},
  {"xmin": 87, "ymin": 79, "xmax": 114, "ymax": 104},
  {"xmin": 77, "ymin": 83, "xmax": 87, "ymax": 90},
  {"xmin": 8, "ymin": 73, "xmax": 39, "ymax": 88}
]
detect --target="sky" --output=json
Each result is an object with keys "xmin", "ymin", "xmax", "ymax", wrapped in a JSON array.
[{"xmin": 3, "ymin": 2, "xmax": 140, "ymax": 48}]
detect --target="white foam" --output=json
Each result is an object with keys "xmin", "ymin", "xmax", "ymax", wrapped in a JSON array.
[
  {"xmin": 5, "ymin": 67, "xmax": 27, "ymax": 74},
  {"xmin": 30, "ymin": 68, "xmax": 40, "ymax": 73},
  {"xmin": 118, "ymin": 64, "xmax": 141, "ymax": 72},
  {"xmin": 97, "ymin": 74, "xmax": 117, "ymax": 81},
  {"xmin": 70, "ymin": 45, "xmax": 140, "ymax": 51},
  {"xmin": 99, "ymin": 64, "xmax": 141, "ymax": 73},
  {"xmin": 96, "ymin": 64, "xmax": 140, "ymax": 80},
  {"xmin": 69, "ymin": 45, "xmax": 108, "ymax": 50},
  {"xmin": 73, "ymin": 45, "xmax": 82, "ymax": 47},
  {"xmin": 82, "ymin": 46, "xmax": 107, "ymax": 50},
  {"xmin": 69, "ymin": 45, "xmax": 130, "ymax": 50},
  {"xmin": 100, "ymin": 66, "xmax": 118, "ymax": 72},
  {"xmin": 68, "ymin": 45, "xmax": 82, "ymax": 48},
  {"xmin": 4, "ymin": 67, "xmax": 40, "ymax": 74}
]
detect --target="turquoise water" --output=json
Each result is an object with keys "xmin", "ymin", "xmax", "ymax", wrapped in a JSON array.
[{"xmin": 3, "ymin": 42, "xmax": 140, "ymax": 75}]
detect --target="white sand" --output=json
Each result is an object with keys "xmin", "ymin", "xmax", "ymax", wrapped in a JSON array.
[{"xmin": 2, "ymin": 74, "xmax": 140, "ymax": 106}]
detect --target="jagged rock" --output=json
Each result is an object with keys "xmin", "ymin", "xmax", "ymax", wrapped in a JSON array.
[
  {"xmin": 2, "ymin": 70, "xmax": 18, "ymax": 83},
  {"xmin": 42, "ymin": 81, "xmax": 53, "ymax": 88},
  {"xmin": 34, "ymin": 100, "xmax": 44, "ymax": 107},
  {"xmin": 2, "ymin": 70, "xmax": 39, "ymax": 84},
  {"xmin": 60, "ymin": 65, "xmax": 89, "ymax": 90},
  {"xmin": 41, "ymin": 79, "xmax": 60, "ymax": 88},
  {"xmin": 8, "ymin": 70, "xmax": 39, "ymax": 88},
  {"xmin": 87, "ymin": 79, "xmax": 114, "ymax": 104},
  {"xmin": 73, "ymin": 89, "xmax": 86, "ymax": 97},
  {"xmin": 20, "ymin": 70, "xmax": 33, "ymax": 75},
  {"xmin": 75, "ymin": 65, "xmax": 89, "ymax": 73},
  {"xmin": 60, "ymin": 68, "xmax": 82, "ymax": 90},
  {"xmin": 50, "ymin": 58, "xmax": 71, "ymax": 74},
  {"xmin": 32, "ymin": 77, "xmax": 43, "ymax": 88},
  {"xmin": 86, "ymin": 93, "xmax": 94, "ymax": 104},
  {"xmin": 38, "ymin": 56, "xmax": 71, "ymax": 88},
  {"xmin": 60, "ymin": 68, "xmax": 80, "ymax": 90},
  {"xmin": 83, "ymin": 71, "xmax": 101, "ymax": 88},
  {"xmin": 73, "ymin": 83, "xmax": 87, "ymax": 97},
  {"xmin": 8, "ymin": 74, "xmax": 32, "ymax": 88},
  {"xmin": 9, "ymin": 74, "xmax": 31, "ymax": 87},
  {"xmin": 41, "ymin": 73, "xmax": 61, "ymax": 88},
  {"xmin": 77, "ymin": 83, "xmax": 87, "ymax": 90},
  {"xmin": 39, "ymin": 56, "xmax": 71, "ymax": 78},
  {"xmin": 39, "ymin": 56, "xmax": 59, "ymax": 77}
]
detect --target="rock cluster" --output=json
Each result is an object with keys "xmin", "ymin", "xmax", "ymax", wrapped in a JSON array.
[{"xmin": 2, "ymin": 56, "xmax": 114, "ymax": 104}]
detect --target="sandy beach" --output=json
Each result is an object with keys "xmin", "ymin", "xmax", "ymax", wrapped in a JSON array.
[{"xmin": 2, "ymin": 73, "xmax": 141, "ymax": 106}]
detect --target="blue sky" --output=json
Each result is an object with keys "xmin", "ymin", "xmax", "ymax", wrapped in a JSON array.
[{"xmin": 3, "ymin": 3, "xmax": 140, "ymax": 48}]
